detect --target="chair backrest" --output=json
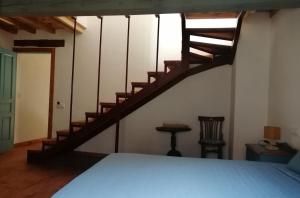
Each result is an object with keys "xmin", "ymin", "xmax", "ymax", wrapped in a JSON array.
[{"xmin": 198, "ymin": 116, "xmax": 224, "ymax": 141}]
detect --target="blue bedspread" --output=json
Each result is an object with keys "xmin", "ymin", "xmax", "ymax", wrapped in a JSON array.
[{"xmin": 53, "ymin": 153, "xmax": 300, "ymax": 198}]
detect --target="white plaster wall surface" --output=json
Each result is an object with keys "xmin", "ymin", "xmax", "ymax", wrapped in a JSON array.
[
  {"xmin": 0, "ymin": 29, "xmax": 13, "ymax": 49},
  {"xmin": 14, "ymin": 53, "xmax": 51, "ymax": 143},
  {"xmin": 268, "ymin": 9, "xmax": 300, "ymax": 150},
  {"xmin": 232, "ymin": 13, "xmax": 272, "ymax": 160},
  {"xmin": 12, "ymin": 29, "xmax": 74, "ymax": 136}
]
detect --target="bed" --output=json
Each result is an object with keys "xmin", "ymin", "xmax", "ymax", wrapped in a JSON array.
[{"xmin": 53, "ymin": 153, "xmax": 300, "ymax": 198}]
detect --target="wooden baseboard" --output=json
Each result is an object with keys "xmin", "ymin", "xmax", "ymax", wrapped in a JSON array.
[{"xmin": 14, "ymin": 138, "xmax": 44, "ymax": 147}]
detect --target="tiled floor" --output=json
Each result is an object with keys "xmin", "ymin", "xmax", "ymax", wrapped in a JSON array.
[{"xmin": 0, "ymin": 143, "xmax": 104, "ymax": 198}]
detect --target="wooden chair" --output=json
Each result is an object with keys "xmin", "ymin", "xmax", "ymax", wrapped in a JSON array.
[{"xmin": 198, "ymin": 116, "xmax": 225, "ymax": 159}]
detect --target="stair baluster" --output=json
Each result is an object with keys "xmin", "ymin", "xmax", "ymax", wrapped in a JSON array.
[
  {"xmin": 229, "ymin": 11, "xmax": 246, "ymax": 64},
  {"xmin": 124, "ymin": 15, "xmax": 131, "ymax": 98},
  {"xmin": 114, "ymin": 15, "xmax": 131, "ymax": 153},
  {"xmin": 155, "ymin": 14, "xmax": 160, "ymax": 79},
  {"xmin": 181, "ymin": 14, "xmax": 189, "ymax": 69},
  {"xmin": 96, "ymin": 16, "xmax": 104, "ymax": 116},
  {"xmin": 69, "ymin": 17, "xmax": 77, "ymax": 134}
]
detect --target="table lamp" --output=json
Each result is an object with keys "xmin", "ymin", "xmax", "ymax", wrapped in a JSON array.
[{"xmin": 264, "ymin": 126, "xmax": 281, "ymax": 150}]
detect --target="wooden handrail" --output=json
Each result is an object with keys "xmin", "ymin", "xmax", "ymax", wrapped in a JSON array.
[
  {"xmin": 96, "ymin": 16, "xmax": 103, "ymax": 115},
  {"xmin": 69, "ymin": 17, "xmax": 77, "ymax": 134}
]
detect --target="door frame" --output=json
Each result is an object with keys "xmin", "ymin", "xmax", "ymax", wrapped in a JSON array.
[{"xmin": 13, "ymin": 47, "xmax": 55, "ymax": 139}]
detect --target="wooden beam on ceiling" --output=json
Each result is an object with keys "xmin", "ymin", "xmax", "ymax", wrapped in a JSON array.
[
  {"xmin": 16, "ymin": 17, "xmax": 56, "ymax": 34},
  {"xmin": 14, "ymin": 39, "xmax": 65, "ymax": 47},
  {"xmin": 53, "ymin": 17, "xmax": 86, "ymax": 33},
  {"xmin": 269, "ymin": 10, "xmax": 279, "ymax": 18},
  {"xmin": 0, "ymin": 0, "xmax": 299, "ymax": 16},
  {"xmin": 1, "ymin": 17, "xmax": 36, "ymax": 33},
  {"xmin": 0, "ymin": 18, "xmax": 18, "ymax": 33}
]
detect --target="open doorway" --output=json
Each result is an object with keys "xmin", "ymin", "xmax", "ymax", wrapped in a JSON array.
[{"xmin": 14, "ymin": 48, "xmax": 55, "ymax": 145}]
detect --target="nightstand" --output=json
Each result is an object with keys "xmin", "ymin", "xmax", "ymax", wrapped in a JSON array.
[{"xmin": 245, "ymin": 143, "xmax": 297, "ymax": 164}]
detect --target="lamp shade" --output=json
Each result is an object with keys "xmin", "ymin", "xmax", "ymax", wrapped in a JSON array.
[{"xmin": 264, "ymin": 126, "xmax": 281, "ymax": 140}]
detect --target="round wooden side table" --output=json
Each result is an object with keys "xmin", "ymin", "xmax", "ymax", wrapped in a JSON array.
[{"xmin": 156, "ymin": 124, "xmax": 191, "ymax": 157}]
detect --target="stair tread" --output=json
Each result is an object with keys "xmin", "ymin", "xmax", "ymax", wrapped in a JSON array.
[
  {"xmin": 116, "ymin": 92, "xmax": 133, "ymax": 97},
  {"xmin": 71, "ymin": 121, "xmax": 86, "ymax": 127},
  {"xmin": 164, "ymin": 61, "xmax": 182, "ymax": 72},
  {"xmin": 57, "ymin": 128, "xmax": 80, "ymax": 136},
  {"xmin": 148, "ymin": 71, "xmax": 165, "ymax": 76},
  {"xmin": 189, "ymin": 41, "xmax": 232, "ymax": 49},
  {"xmin": 131, "ymin": 82, "xmax": 149, "ymax": 87},
  {"xmin": 186, "ymin": 28, "xmax": 236, "ymax": 33},
  {"xmin": 164, "ymin": 60, "xmax": 181, "ymax": 66},
  {"xmin": 42, "ymin": 138, "xmax": 57, "ymax": 145},
  {"xmin": 100, "ymin": 102, "xmax": 116, "ymax": 107},
  {"xmin": 189, "ymin": 52, "xmax": 213, "ymax": 64},
  {"xmin": 189, "ymin": 43, "xmax": 230, "ymax": 55},
  {"xmin": 189, "ymin": 52, "xmax": 212, "ymax": 60},
  {"xmin": 86, "ymin": 112, "xmax": 101, "ymax": 117},
  {"xmin": 190, "ymin": 32, "xmax": 234, "ymax": 41}
]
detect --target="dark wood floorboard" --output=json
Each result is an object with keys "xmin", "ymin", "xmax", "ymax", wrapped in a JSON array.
[{"xmin": 0, "ymin": 143, "xmax": 105, "ymax": 198}]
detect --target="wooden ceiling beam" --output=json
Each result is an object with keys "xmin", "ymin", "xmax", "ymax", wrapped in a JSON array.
[
  {"xmin": 0, "ymin": 18, "xmax": 18, "ymax": 34},
  {"xmin": 16, "ymin": 17, "xmax": 56, "ymax": 34},
  {"xmin": 269, "ymin": 10, "xmax": 279, "ymax": 18},
  {"xmin": 0, "ymin": 0, "xmax": 299, "ymax": 16},
  {"xmin": 1, "ymin": 17, "xmax": 36, "ymax": 34},
  {"xmin": 14, "ymin": 40, "xmax": 65, "ymax": 47},
  {"xmin": 53, "ymin": 17, "xmax": 86, "ymax": 33}
]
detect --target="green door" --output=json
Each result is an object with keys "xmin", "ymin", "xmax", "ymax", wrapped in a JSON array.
[{"xmin": 0, "ymin": 48, "xmax": 16, "ymax": 153}]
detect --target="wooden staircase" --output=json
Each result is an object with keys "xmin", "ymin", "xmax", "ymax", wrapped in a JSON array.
[{"xmin": 27, "ymin": 12, "xmax": 245, "ymax": 163}]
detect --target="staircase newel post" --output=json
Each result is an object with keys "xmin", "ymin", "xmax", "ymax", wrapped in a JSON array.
[
  {"xmin": 181, "ymin": 13, "xmax": 189, "ymax": 69},
  {"xmin": 69, "ymin": 16, "xmax": 77, "ymax": 134},
  {"xmin": 155, "ymin": 14, "xmax": 160, "ymax": 79},
  {"xmin": 96, "ymin": 16, "xmax": 103, "ymax": 116}
]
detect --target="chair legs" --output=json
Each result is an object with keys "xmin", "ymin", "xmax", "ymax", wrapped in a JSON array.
[
  {"xmin": 217, "ymin": 146, "xmax": 223, "ymax": 159},
  {"xmin": 201, "ymin": 145, "xmax": 206, "ymax": 158}
]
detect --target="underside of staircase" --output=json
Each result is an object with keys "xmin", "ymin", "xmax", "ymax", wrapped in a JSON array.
[{"xmin": 27, "ymin": 11, "xmax": 245, "ymax": 163}]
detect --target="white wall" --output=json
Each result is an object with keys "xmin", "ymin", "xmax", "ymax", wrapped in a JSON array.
[
  {"xmin": 268, "ymin": 9, "xmax": 300, "ymax": 150},
  {"xmin": 78, "ymin": 66, "xmax": 232, "ymax": 158},
  {"xmin": 232, "ymin": 13, "xmax": 272, "ymax": 160},
  {"xmin": 0, "ymin": 29, "xmax": 13, "ymax": 50},
  {"xmin": 12, "ymin": 29, "xmax": 75, "ymax": 136},
  {"xmin": 14, "ymin": 53, "xmax": 51, "ymax": 143}
]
